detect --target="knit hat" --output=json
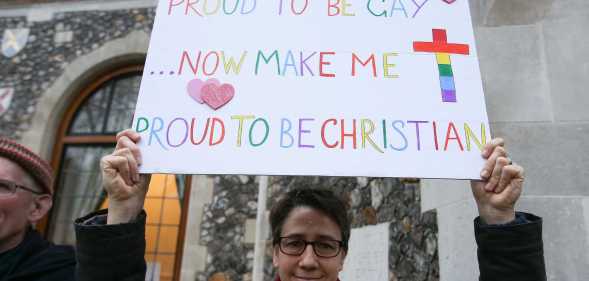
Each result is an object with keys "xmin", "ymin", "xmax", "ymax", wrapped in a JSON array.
[{"xmin": 0, "ymin": 137, "xmax": 54, "ymax": 195}]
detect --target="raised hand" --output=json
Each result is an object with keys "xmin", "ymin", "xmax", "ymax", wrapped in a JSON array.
[
  {"xmin": 100, "ymin": 129, "xmax": 150, "ymax": 224},
  {"xmin": 470, "ymin": 138, "xmax": 524, "ymax": 224}
]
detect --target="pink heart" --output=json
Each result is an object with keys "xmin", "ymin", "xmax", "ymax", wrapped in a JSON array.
[
  {"xmin": 201, "ymin": 83, "xmax": 235, "ymax": 110},
  {"xmin": 442, "ymin": 0, "xmax": 456, "ymax": 4},
  {"xmin": 187, "ymin": 78, "xmax": 219, "ymax": 104}
]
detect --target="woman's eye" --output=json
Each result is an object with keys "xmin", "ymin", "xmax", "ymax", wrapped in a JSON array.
[
  {"xmin": 316, "ymin": 242, "xmax": 335, "ymax": 250},
  {"xmin": 0, "ymin": 183, "xmax": 11, "ymax": 192},
  {"xmin": 286, "ymin": 240, "xmax": 304, "ymax": 247}
]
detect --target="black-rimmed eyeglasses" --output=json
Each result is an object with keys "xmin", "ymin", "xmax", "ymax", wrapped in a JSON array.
[
  {"xmin": 0, "ymin": 179, "xmax": 44, "ymax": 196},
  {"xmin": 277, "ymin": 237, "xmax": 343, "ymax": 258}
]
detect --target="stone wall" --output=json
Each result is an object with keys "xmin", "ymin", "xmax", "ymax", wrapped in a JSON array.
[
  {"xmin": 4, "ymin": 1, "xmax": 589, "ymax": 280},
  {"xmin": 266, "ymin": 177, "xmax": 438, "ymax": 281},
  {"xmin": 424, "ymin": 1, "xmax": 589, "ymax": 280},
  {"xmin": 0, "ymin": 7, "xmax": 155, "ymax": 139},
  {"xmin": 1, "ymin": 6, "xmax": 440, "ymax": 281},
  {"xmin": 0, "ymin": 0, "xmax": 85, "ymax": 7},
  {"xmin": 196, "ymin": 175, "xmax": 259, "ymax": 281},
  {"xmin": 194, "ymin": 175, "xmax": 439, "ymax": 281},
  {"xmin": 1, "ymin": 3, "xmax": 442, "ymax": 281}
]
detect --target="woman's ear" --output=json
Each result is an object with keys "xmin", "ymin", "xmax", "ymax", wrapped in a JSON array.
[
  {"xmin": 338, "ymin": 250, "xmax": 347, "ymax": 271},
  {"xmin": 272, "ymin": 245, "xmax": 280, "ymax": 267}
]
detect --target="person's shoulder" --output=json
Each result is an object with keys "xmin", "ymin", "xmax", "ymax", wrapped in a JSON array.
[
  {"xmin": 30, "ymin": 242, "xmax": 76, "ymax": 268},
  {"xmin": 10, "ymin": 240, "xmax": 75, "ymax": 281},
  {"xmin": 43, "ymin": 243, "xmax": 76, "ymax": 257},
  {"xmin": 20, "ymin": 229, "xmax": 75, "ymax": 264}
]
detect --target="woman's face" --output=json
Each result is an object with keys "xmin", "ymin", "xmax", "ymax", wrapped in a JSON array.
[{"xmin": 273, "ymin": 207, "xmax": 346, "ymax": 281}]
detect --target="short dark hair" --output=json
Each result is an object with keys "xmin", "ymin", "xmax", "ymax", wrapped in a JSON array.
[{"xmin": 269, "ymin": 188, "xmax": 351, "ymax": 252}]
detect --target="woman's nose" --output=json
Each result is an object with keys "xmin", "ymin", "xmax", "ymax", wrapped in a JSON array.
[{"xmin": 298, "ymin": 244, "xmax": 320, "ymax": 268}]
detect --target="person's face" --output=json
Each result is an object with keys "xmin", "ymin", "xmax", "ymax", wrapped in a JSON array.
[
  {"xmin": 0, "ymin": 157, "xmax": 50, "ymax": 251},
  {"xmin": 273, "ymin": 207, "xmax": 346, "ymax": 281}
]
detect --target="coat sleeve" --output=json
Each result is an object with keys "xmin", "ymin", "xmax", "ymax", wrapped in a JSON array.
[
  {"xmin": 475, "ymin": 212, "xmax": 546, "ymax": 281},
  {"xmin": 74, "ymin": 209, "xmax": 147, "ymax": 281}
]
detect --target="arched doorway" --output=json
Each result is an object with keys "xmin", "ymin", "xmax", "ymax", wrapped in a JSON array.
[{"xmin": 46, "ymin": 65, "xmax": 190, "ymax": 281}]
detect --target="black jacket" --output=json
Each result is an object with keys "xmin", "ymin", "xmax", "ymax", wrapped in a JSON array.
[
  {"xmin": 0, "ymin": 228, "xmax": 75, "ymax": 281},
  {"xmin": 74, "ymin": 210, "xmax": 546, "ymax": 281},
  {"xmin": 475, "ymin": 212, "xmax": 546, "ymax": 281},
  {"xmin": 74, "ymin": 209, "xmax": 146, "ymax": 281}
]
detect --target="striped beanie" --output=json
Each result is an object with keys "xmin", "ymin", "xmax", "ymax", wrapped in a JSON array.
[{"xmin": 0, "ymin": 137, "xmax": 54, "ymax": 195}]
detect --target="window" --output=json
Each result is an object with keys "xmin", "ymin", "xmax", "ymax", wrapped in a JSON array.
[{"xmin": 47, "ymin": 65, "xmax": 190, "ymax": 281}]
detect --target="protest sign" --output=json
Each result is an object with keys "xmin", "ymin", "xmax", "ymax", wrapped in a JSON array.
[{"xmin": 134, "ymin": 0, "xmax": 490, "ymax": 179}]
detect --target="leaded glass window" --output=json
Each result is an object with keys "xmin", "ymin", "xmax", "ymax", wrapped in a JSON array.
[{"xmin": 48, "ymin": 66, "xmax": 188, "ymax": 281}]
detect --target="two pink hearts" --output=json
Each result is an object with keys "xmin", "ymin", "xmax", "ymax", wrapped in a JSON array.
[{"xmin": 187, "ymin": 78, "xmax": 235, "ymax": 110}]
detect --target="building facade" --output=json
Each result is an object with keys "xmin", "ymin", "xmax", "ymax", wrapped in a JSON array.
[{"xmin": 1, "ymin": 1, "xmax": 588, "ymax": 281}]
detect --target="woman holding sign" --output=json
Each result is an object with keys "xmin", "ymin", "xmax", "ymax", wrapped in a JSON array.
[{"xmin": 73, "ymin": 129, "xmax": 546, "ymax": 281}]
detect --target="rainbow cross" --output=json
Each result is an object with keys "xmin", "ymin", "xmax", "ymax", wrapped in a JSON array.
[{"xmin": 413, "ymin": 29, "xmax": 470, "ymax": 103}]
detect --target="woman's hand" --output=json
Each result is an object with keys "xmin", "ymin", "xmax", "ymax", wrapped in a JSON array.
[
  {"xmin": 100, "ymin": 129, "xmax": 150, "ymax": 224},
  {"xmin": 470, "ymin": 138, "xmax": 524, "ymax": 224}
]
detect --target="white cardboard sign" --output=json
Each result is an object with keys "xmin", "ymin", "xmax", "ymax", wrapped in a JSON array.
[{"xmin": 134, "ymin": 0, "xmax": 490, "ymax": 179}]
